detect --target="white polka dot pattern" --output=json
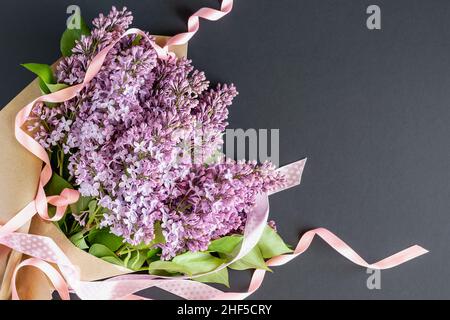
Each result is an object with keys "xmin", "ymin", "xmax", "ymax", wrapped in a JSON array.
[{"xmin": 270, "ymin": 158, "xmax": 307, "ymax": 195}]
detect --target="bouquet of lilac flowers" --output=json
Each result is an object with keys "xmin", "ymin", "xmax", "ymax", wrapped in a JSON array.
[
  {"xmin": 20, "ymin": 7, "xmax": 292, "ymax": 286},
  {"xmin": 0, "ymin": 2, "xmax": 427, "ymax": 300}
]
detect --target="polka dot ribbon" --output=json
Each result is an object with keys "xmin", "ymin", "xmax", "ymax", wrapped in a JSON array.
[{"xmin": 0, "ymin": 0, "xmax": 428, "ymax": 300}]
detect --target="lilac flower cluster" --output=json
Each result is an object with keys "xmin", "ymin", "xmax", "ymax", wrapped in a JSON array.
[{"xmin": 29, "ymin": 7, "xmax": 283, "ymax": 259}]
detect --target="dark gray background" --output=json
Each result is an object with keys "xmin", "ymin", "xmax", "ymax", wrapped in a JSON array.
[{"xmin": 1, "ymin": 0, "xmax": 448, "ymax": 299}]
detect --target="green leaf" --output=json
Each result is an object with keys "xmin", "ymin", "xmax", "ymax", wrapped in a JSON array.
[
  {"xmin": 101, "ymin": 255, "xmax": 124, "ymax": 267},
  {"xmin": 69, "ymin": 231, "xmax": 88, "ymax": 250},
  {"xmin": 70, "ymin": 196, "xmax": 92, "ymax": 215},
  {"xmin": 132, "ymin": 34, "xmax": 143, "ymax": 46},
  {"xmin": 145, "ymin": 248, "xmax": 160, "ymax": 264},
  {"xmin": 208, "ymin": 235, "xmax": 243, "ymax": 255},
  {"xmin": 88, "ymin": 228, "xmax": 123, "ymax": 252},
  {"xmin": 172, "ymin": 252, "xmax": 223, "ymax": 275},
  {"xmin": 21, "ymin": 63, "xmax": 55, "ymax": 85},
  {"xmin": 123, "ymin": 250, "xmax": 132, "ymax": 267},
  {"xmin": 86, "ymin": 200, "xmax": 100, "ymax": 226},
  {"xmin": 89, "ymin": 243, "xmax": 116, "ymax": 258},
  {"xmin": 229, "ymin": 246, "xmax": 270, "ymax": 271},
  {"xmin": 194, "ymin": 267, "xmax": 230, "ymax": 287},
  {"xmin": 257, "ymin": 226, "xmax": 293, "ymax": 259},
  {"xmin": 148, "ymin": 261, "xmax": 187, "ymax": 275},
  {"xmin": 130, "ymin": 243, "xmax": 152, "ymax": 251},
  {"xmin": 44, "ymin": 173, "xmax": 73, "ymax": 196},
  {"xmin": 152, "ymin": 222, "xmax": 166, "ymax": 245},
  {"xmin": 21, "ymin": 63, "xmax": 67, "ymax": 98},
  {"xmin": 88, "ymin": 200, "xmax": 97, "ymax": 214},
  {"xmin": 60, "ymin": 12, "xmax": 90, "ymax": 57},
  {"xmin": 46, "ymin": 83, "xmax": 69, "ymax": 93},
  {"xmin": 127, "ymin": 250, "xmax": 147, "ymax": 271},
  {"xmin": 148, "ymin": 269, "xmax": 182, "ymax": 277},
  {"xmin": 147, "ymin": 248, "xmax": 159, "ymax": 259},
  {"xmin": 148, "ymin": 252, "xmax": 224, "ymax": 276},
  {"xmin": 38, "ymin": 79, "xmax": 51, "ymax": 95}
]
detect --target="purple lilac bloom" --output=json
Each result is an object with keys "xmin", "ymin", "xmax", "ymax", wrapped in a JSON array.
[{"xmin": 29, "ymin": 7, "xmax": 283, "ymax": 259}]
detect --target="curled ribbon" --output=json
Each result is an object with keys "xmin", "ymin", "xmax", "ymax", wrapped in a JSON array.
[
  {"xmin": 0, "ymin": 0, "xmax": 428, "ymax": 300},
  {"xmin": 11, "ymin": 259, "xmax": 70, "ymax": 301},
  {"xmin": 0, "ymin": 159, "xmax": 428, "ymax": 300},
  {"xmin": 164, "ymin": 0, "xmax": 233, "ymax": 48}
]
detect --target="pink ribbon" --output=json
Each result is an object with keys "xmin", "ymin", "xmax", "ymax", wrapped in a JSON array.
[
  {"xmin": 11, "ymin": 258, "xmax": 70, "ymax": 300},
  {"xmin": 0, "ymin": 159, "xmax": 428, "ymax": 300},
  {"xmin": 164, "ymin": 0, "xmax": 233, "ymax": 48},
  {"xmin": 0, "ymin": 0, "xmax": 428, "ymax": 300},
  {"xmin": 213, "ymin": 228, "xmax": 429, "ymax": 300}
]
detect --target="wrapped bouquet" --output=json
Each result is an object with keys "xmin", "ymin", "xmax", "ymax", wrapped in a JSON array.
[{"xmin": 0, "ymin": 1, "xmax": 427, "ymax": 300}]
